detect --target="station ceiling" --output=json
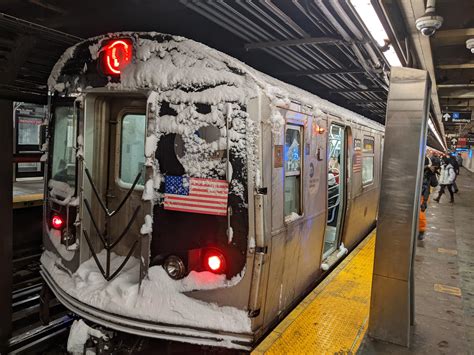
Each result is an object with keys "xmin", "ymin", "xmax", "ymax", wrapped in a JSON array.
[
  {"xmin": 432, "ymin": 0, "xmax": 474, "ymax": 136},
  {"xmin": 379, "ymin": 0, "xmax": 474, "ymax": 142},
  {"xmin": 0, "ymin": 0, "xmax": 466, "ymax": 150},
  {"xmin": 0, "ymin": 0, "xmax": 393, "ymax": 123}
]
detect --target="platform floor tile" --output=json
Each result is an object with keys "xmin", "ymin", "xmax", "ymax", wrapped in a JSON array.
[{"xmin": 253, "ymin": 232, "xmax": 375, "ymax": 355}]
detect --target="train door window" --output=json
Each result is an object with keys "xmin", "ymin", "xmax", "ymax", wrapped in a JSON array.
[
  {"xmin": 120, "ymin": 114, "xmax": 146, "ymax": 185},
  {"xmin": 284, "ymin": 124, "xmax": 302, "ymax": 218},
  {"xmin": 362, "ymin": 137, "xmax": 375, "ymax": 185},
  {"xmin": 324, "ymin": 124, "xmax": 345, "ymax": 258},
  {"xmin": 51, "ymin": 106, "xmax": 76, "ymax": 187}
]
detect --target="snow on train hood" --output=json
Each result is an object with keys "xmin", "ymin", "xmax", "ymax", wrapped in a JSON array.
[
  {"xmin": 48, "ymin": 32, "xmax": 256, "ymax": 105},
  {"xmin": 48, "ymin": 32, "xmax": 383, "ymax": 132},
  {"xmin": 41, "ymin": 250, "xmax": 251, "ymax": 333}
]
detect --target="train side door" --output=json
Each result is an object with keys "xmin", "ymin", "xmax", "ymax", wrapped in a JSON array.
[
  {"xmin": 80, "ymin": 96, "xmax": 147, "ymax": 280},
  {"xmin": 323, "ymin": 123, "xmax": 347, "ymax": 259}
]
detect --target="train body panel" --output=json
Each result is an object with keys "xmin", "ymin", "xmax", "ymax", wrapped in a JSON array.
[{"xmin": 40, "ymin": 32, "xmax": 384, "ymax": 349}]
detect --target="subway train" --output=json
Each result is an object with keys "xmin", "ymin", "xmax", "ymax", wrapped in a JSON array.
[{"xmin": 40, "ymin": 32, "xmax": 384, "ymax": 349}]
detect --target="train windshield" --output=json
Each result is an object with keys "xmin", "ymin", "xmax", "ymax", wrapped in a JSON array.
[{"xmin": 51, "ymin": 105, "xmax": 76, "ymax": 187}]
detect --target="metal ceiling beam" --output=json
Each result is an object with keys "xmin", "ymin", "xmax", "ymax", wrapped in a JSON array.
[
  {"xmin": 330, "ymin": 88, "xmax": 387, "ymax": 93},
  {"xmin": 0, "ymin": 12, "xmax": 81, "ymax": 45},
  {"xmin": 0, "ymin": 35, "xmax": 35, "ymax": 84},
  {"xmin": 436, "ymin": 63, "xmax": 474, "ymax": 70},
  {"xmin": 244, "ymin": 36, "xmax": 345, "ymax": 50},
  {"xmin": 275, "ymin": 68, "xmax": 366, "ymax": 77},
  {"xmin": 435, "ymin": 28, "xmax": 474, "ymax": 42}
]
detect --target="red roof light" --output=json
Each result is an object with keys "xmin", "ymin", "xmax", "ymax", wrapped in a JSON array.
[
  {"xmin": 103, "ymin": 39, "xmax": 132, "ymax": 75},
  {"xmin": 51, "ymin": 215, "xmax": 64, "ymax": 229}
]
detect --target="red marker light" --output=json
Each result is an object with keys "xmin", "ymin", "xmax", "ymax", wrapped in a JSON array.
[
  {"xmin": 205, "ymin": 250, "xmax": 226, "ymax": 273},
  {"xmin": 51, "ymin": 215, "xmax": 64, "ymax": 229},
  {"xmin": 208, "ymin": 255, "xmax": 222, "ymax": 271},
  {"xmin": 103, "ymin": 39, "xmax": 132, "ymax": 75}
]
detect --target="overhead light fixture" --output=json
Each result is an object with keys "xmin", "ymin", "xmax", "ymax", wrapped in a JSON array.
[
  {"xmin": 466, "ymin": 38, "xmax": 474, "ymax": 54},
  {"xmin": 350, "ymin": 0, "xmax": 402, "ymax": 67},
  {"xmin": 428, "ymin": 117, "xmax": 446, "ymax": 150}
]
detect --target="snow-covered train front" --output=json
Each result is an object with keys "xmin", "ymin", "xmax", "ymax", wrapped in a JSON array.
[{"xmin": 40, "ymin": 32, "xmax": 384, "ymax": 349}]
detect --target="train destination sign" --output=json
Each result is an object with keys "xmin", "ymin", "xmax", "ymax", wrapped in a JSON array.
[{"xmin": 442, "ymin": 111, "xmax": 472, "ymax": 123}]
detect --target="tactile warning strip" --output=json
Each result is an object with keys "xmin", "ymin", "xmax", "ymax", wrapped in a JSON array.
[
  {"xmin": 13, "ymin": 193, "xmax": 44, "ymax": 209},
  {"xmin": 253, "ymin": 231, "xmax": 376, "ymax": 355}
]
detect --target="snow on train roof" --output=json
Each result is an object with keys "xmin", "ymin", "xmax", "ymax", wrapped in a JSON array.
[{"xmin": 48, "ymin": 32, "xmax": 384, "ymax": 132}]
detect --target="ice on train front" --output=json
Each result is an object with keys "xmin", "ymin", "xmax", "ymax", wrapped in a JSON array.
[{"xmin": 41, "ymin": 33, "xmax": 260, "ymax": 348}]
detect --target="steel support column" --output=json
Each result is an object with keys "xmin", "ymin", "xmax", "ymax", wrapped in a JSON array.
[
  {"xmin": 0, "ymin": 99, "xmax": 13, "ymax": 352},
  {"xmin": 369, "ymin": 67, "xmax": 431, "ymax": 346}
]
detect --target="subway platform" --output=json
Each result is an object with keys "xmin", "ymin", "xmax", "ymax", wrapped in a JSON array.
[
  {"xmin": 13, "ymin": 179, "xmax": 43, "ymax": 209},
  {"xmin": 253, "ymin": 168, "xmax": 474, "ymax": 354}
]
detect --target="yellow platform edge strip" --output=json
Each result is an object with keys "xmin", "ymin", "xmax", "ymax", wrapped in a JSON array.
[
  {"xmin": 13, "ymin": 193, "xmax": 44, "ymax": 209},
  {"xmin": 253, "ymin": 231, "xmax": 376, "ymax": 355}
]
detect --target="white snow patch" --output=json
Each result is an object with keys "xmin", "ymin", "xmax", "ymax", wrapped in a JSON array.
[
  {"xmin": 42, "ymin": 251, "xmax": 250, "ymax": 333},
  {"xmin": 248, "ymin": 236, "xmax": 256, "ymax": 249},
  {"xmin": 142, "ymin": 179, "xmax": 155, "ymax": 201},
  {"xmin": 336, "ymin": 243, "xmax": 348, "ymax": 258},
  {"xmin": 67, "ymin": 319, "xmax": 107, "ymax": 354},
  {"xmin": 227, "ymin": 227, "xmax": 234, "ymax": 244},
  {"xmin": 76, "ymin": 134, "xmax": 84, "ymax": 159},
  {"xmin": 48, "ymin": 179, "xmax": 75, "ymax": 205},
  {"xmin": 140, "ymin": 214, "xmax": 153, "ymax": 235},
  {"xmin": 285, "ymin": 212, "xmax": 301, "ymax": 223}
]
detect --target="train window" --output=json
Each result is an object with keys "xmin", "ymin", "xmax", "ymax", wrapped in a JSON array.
[
  {"xmin": 51, "ymin": 106, "xmax": 76, "ymax": 187},
  {"xmin": 120, "ymin": 114, "xmax": 146, "ymax": 185},
  {"xmin": 284, "ymin": 124, "xmax": 302, "ymax": 217},
  {"xmin": 362, "ymin": 137, "xmax": 375, "ymax": 185}
]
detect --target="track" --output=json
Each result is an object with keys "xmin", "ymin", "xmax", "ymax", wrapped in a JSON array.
[{"xmin": 8, "ymin": 247, "xmax": 73, "ymax": 354}]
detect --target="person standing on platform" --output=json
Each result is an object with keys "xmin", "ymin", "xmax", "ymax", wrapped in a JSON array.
[
  {"xmin": 450, "ymin": 155, "xmax": 460, "ymax": 193},
  {"xmin": 434, "ymin": 156, "xmax": 456, "ymax": 204},
  {"xmin": 419, "ymin": 157, "xmax": 438, "ymax": 240}
]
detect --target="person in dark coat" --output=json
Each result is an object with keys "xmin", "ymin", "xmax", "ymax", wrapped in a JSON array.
[
  {"xmin": 450, "ymin": 155, "xmax": 460, "ymax": 193},
  {"xmin": 419, "ymin": 157, "xmax": 438, "ymax": 240}
]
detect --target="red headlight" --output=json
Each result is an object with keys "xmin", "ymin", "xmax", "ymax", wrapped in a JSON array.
[
  {"xmin": 204, "ymin": 250, "xmax": 226, "ymax": 274},
  {"xmin": 102, "ymin": 39, "xmax": 132, "ymax": 75},
  {"xmin": 51, "ymin": 215, "xmax": 64, "ymax": 229}
]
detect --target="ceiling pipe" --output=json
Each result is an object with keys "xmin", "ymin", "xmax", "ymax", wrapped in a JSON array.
[{"xmin": 438, "ymin": 84, "xmax": 474, "ymax": 89}]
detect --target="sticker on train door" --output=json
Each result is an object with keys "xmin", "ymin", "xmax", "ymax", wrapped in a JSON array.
[
  {"xmin": 309, "ymin": 161, "xmax": 318, "ymax": 194},
  {"xmin": 274, "ymin": 145, "xmax": 283, "ymax": 168},
  {"xmin": 353, "ymin": 138, "xmax": 362, "ymax": 173}
]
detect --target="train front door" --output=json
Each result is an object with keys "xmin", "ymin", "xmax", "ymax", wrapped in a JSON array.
[
  {"xmin": 81, "ymin": 96, "xmax": 147, "ymax": 280},
  {"xmin": 323, "ymin": 123, "xmax": 347, "ymax": 259}
]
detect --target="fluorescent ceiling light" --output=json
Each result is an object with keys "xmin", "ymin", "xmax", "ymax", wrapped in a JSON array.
[
  {"xmin": 350, "ymin": 0, "xmax": 402, "ymax": 67},
  {"xmin": 428, "ymin": 117, "xmax": 446, "ymax": 150}
]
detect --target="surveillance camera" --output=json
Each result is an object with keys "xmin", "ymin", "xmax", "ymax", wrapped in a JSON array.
[
  {"xmin": 415, "ymin": 13, "xmax": 443, "ymax": 37},
  {"xmin": 466, "ymin": 38, "xmax": 474, "ymax": 54}
]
